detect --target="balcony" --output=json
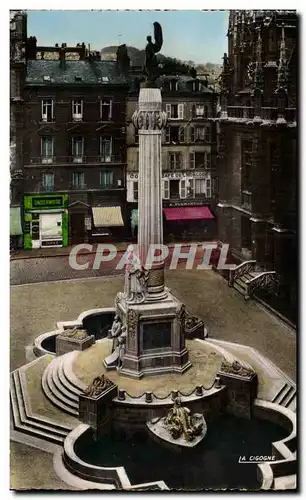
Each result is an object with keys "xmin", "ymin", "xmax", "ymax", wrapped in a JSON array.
[
  {"xmin": 28, "ymin": 155, "xmax": 124, "ymax": 166},
  {"xmin": 226, "ymin": 106, "xmax": 296, "ymax": 123},
  {"xmin": 261, "ymin": 107, "xmax": 278, "ymax": 121},
  {"xmin": 227, "ymin": 107, "xmax": 254, "ymax": 119},
  {"xmin": 69, "ymin": 183, "xmax": 87, "ymax": 190},
  {"xmin": 32, "ymin": 184, "xmax": 57, "ymax": 193}
]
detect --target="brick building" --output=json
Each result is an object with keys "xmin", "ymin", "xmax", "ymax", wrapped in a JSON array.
[
  {"xmin": 126, "ymin": 74, "xmax": 218, "ymax": 242},
  {"xmin": 21, "ymin": 38, "xmax": 129, "ymax": 248},
  {"xmin": 215, "ymin": 10, "xmax": 297, "ymax": 317}
]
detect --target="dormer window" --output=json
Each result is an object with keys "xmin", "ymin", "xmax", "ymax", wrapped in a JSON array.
[
  {"xmin": 192, "ymin": 80, "xmax": 200, "ymax": 92},
  {"xmin": 169, "ymin": 79, "xmax": 178, "ymax": 92}
]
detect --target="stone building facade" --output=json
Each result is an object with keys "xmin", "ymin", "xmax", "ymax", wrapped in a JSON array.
[
  {"xmin": 215, "ymin": 10, "xmax": 297, "ymax": 315},
  {"xmin": 10, "ymin": 11, "xmax": 27, "ymax": 246},
  {"xmin": 22, "ymin": 39, "xmax": 129, "ymax": 248},
  {"xmin": 126, "ymin": 75, "xmax": 218, "ymax": 241}
]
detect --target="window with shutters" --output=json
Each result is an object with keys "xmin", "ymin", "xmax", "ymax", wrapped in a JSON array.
[
  {"xmin": 41, "ymin": 100, "xmax": 53, "ymax": 122},
  {"xmin": 204, "ymin": 105, "xmax": 209, "ymax": 118},
  {"xmin": 205, "ymin": 153, "xmax": 211, "ymax": 170},
  {"xmin": 100, "ymin": 98, "xmax": 112, "ymax": 121},
  {"xmin": 100, "ymin": 136, "xmax": 113, "ymax": 162},
  {"xmin": 189, "ymin": 152, "xmax": 195, "ymax": 169},
  {"xmin": 195, "ymin": 178, "xmax": 205, "ymax": 197},
  {"xmin": 42, "ymin": 172, "xmax": 54, "ymax": 190},
  {"xmin": 206, "ymin": 178, "xmax": 211, "ymax": 198},
  {"xmin": 180, "ymin": 179, "xmax": 186, "ymax": 199},
  {"xmin": 188, "ymin": 178, "xmax": 195, "ymax": 198},
  {"xmin": 72, "ymin": 100, "xmax": 83, "ymax": 121},
  {"xmin": 166, "ymin": 104, "xmax": 183, "ymax": 119},
  {"xmin": 72, "ymin": 172, "xmax": 85, "ymax": 189},
  {"xmin": 162, "ymin": 179, "xmax": 170, "ymax": 199},
  {"xmin": 169, "ymin": 152, "xmax": 182, "ymax": 170},
  {"xmin": 133, "ymin": 181, "xmax": 138, "ymax": 201},
  {"xmin": 100, "ymin": 170, "xmax": 114, "ymax": 188},
  {"xmin": 190, "ymin": 126, "xmax": 195, "ymax": 143},
  {"xmin": 72, "ymin": 136, "xmax": 84, "ymax": 163}
]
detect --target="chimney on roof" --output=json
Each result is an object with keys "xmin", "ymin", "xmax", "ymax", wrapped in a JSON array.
[
  {"xmin": 59, "ymin": 47, "xmax": 66, "ymax": 68},
  {"xmin": 79, "ymin": 42, "xmax": 86, "ymax": 60},
  {"xmin": 26, "ymin": 36, "xmax": 37, "ymax": 60}
]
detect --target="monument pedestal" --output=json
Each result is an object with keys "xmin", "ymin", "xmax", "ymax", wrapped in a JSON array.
[{"xmin": 115, "ymin": 292, "xmax": 191, "ymax": 379}]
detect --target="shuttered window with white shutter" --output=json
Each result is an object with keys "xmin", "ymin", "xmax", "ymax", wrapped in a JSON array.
[
  {"xmin": 180, "ymin": 179, "xmax": 186, "ymax": 199},
  {"xmin": 178, "ymin": 103, "xmax": 184, "ymax": 119},
  {"xmin": 162, "ymin": 179, "xmax": 170, "ymax": 199}
]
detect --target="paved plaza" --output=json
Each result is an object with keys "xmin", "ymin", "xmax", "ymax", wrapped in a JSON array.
[
  {"xmin": 10, "ymin": 268, "xmax": 296, "ymax": 489},
  {"xmin": 10, "ymin": 269, "xmax": 296, "ymax": 379}
]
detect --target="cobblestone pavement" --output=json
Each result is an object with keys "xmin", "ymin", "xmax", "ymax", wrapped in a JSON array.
[{"xmin": 10, "ymin": 245, "xmax": 208, "ymax": 285}]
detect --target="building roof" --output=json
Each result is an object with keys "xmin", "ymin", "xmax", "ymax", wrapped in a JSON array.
[
  {"xmin": 157, "ymin": 75, "xmax": 214, "ymax": 94},
  {"xmin": 26, "ymin": 60, "xmax": 128, "ymax": 86}
]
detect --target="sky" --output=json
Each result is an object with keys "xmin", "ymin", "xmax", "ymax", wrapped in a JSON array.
[{"xmin": 26, "ymin": 10, "xmax": 229, "ymax": 64}]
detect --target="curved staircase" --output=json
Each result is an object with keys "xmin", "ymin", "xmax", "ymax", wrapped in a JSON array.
[{"xmin": 42, "ymin": 352, "xmax": 87, "ymax": 417}]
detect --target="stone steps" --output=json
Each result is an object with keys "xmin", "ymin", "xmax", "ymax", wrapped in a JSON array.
[
  {"xmin": 10, "ymin": 370, "xmax": 72, "ymax": 445},
  {"xmin": 41, "ymin": 352, "xmax": 87, "ymax": 418},
  {"xmin": 42, "ymin": 358, "xmax": 79, "ymax": 417}
]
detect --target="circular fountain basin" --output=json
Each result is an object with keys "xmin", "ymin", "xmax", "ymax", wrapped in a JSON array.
[{"xmin": 72, "ymin": 414, "xmax": 288, "ymax": 490}]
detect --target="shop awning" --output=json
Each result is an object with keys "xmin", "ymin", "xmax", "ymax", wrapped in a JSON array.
[
  {"xmin": 163, "ymin": 206, "xmax": 214, "ymax": 221},
  {"xmin": 10, "ymin": 207, "xmax": 22, "ymax": 236},
  {"xmin": 92, "ymin": 206, "xmax": 124, "ymax": 228},
  {"xmin": 130, "ymin": 209, "xmax": 139, "ymax": 229}
]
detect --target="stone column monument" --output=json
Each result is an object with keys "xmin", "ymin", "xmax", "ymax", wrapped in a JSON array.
[{"xmin": 104, "ymin": 23, "xmax": 191, "ymax": 379}]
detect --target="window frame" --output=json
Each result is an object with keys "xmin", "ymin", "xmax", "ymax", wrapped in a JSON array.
[
  {"xmin": 72, "ymin": 99, "xmax": 83, "ymax": 120},
  {"xmin": 41, "ymin": 136, "xmax": 54, "ymax": 163},
  {"xmin": 41, "ymin": 99, "xmax": 54, "ymax": 122},
  {"xmin": 100, "ymin": 98, "xmax": 113, "ymax": 121}
]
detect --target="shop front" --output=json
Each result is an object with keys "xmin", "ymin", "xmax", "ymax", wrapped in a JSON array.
[
  {"xmin": 89, "ymin": 205, "xmax": 125, "ymax": 243},
  {"xmin": 163, "ymin": 203, "xmax": 215, "ymax": 243},
  {"xmin": 23, "ymin": 194, "xmax": 69, "ymax": 249}
]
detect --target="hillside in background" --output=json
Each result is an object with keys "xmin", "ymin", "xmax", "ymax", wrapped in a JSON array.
[{"xmin": 100, "ymin": 45, "xmax": 222, "ymax": 73}]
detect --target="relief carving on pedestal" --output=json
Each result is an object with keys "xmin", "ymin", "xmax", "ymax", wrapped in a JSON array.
[
  {"xmin": 176, "ymin": 304, "xmax": 186, "ymax": 332},
  {"xmin": 127, "ymin": 309, "xmax": 140, "ymax": 341},
  {"xmin": 220, "ymin": 360, "xmax": 255, "ymax": 379}
]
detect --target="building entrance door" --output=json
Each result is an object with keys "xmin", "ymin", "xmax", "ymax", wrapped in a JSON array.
[{"xmin": 70, "ymin": 213, "xmax": 85, "ymax": 244}]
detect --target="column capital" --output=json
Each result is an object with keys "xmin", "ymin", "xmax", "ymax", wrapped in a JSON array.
[{"xmin": 132, "ymin": 109, "xmax": 167, "ymax": 131}]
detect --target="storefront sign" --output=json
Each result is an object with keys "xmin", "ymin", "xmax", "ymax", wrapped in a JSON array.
[
  {"xmin": 24, "ymin": 194, "xmax": 68, "ymax": 211},
  {"xmin": 163, "ymin": 171, "xmax": 207, "ymax": 179},
  {"xmin": 168, "ymin": 201, "xmax": 205, "ymax": 207},
  {"xmin": 32, "ymin": 197, "xmax": 63, "ymax": 208}
]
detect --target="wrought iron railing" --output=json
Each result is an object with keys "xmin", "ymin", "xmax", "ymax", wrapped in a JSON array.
[
  {"xmin": 245, "ymin": 271, "xmax": 278, "ymax": 298},
  {"xmin": 28, "ymin": 155, "xmax": 123, "ymax": 165},
  {"xmin": 228, "ymin": 260, "xmax": 256, "ymax": 286}
]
